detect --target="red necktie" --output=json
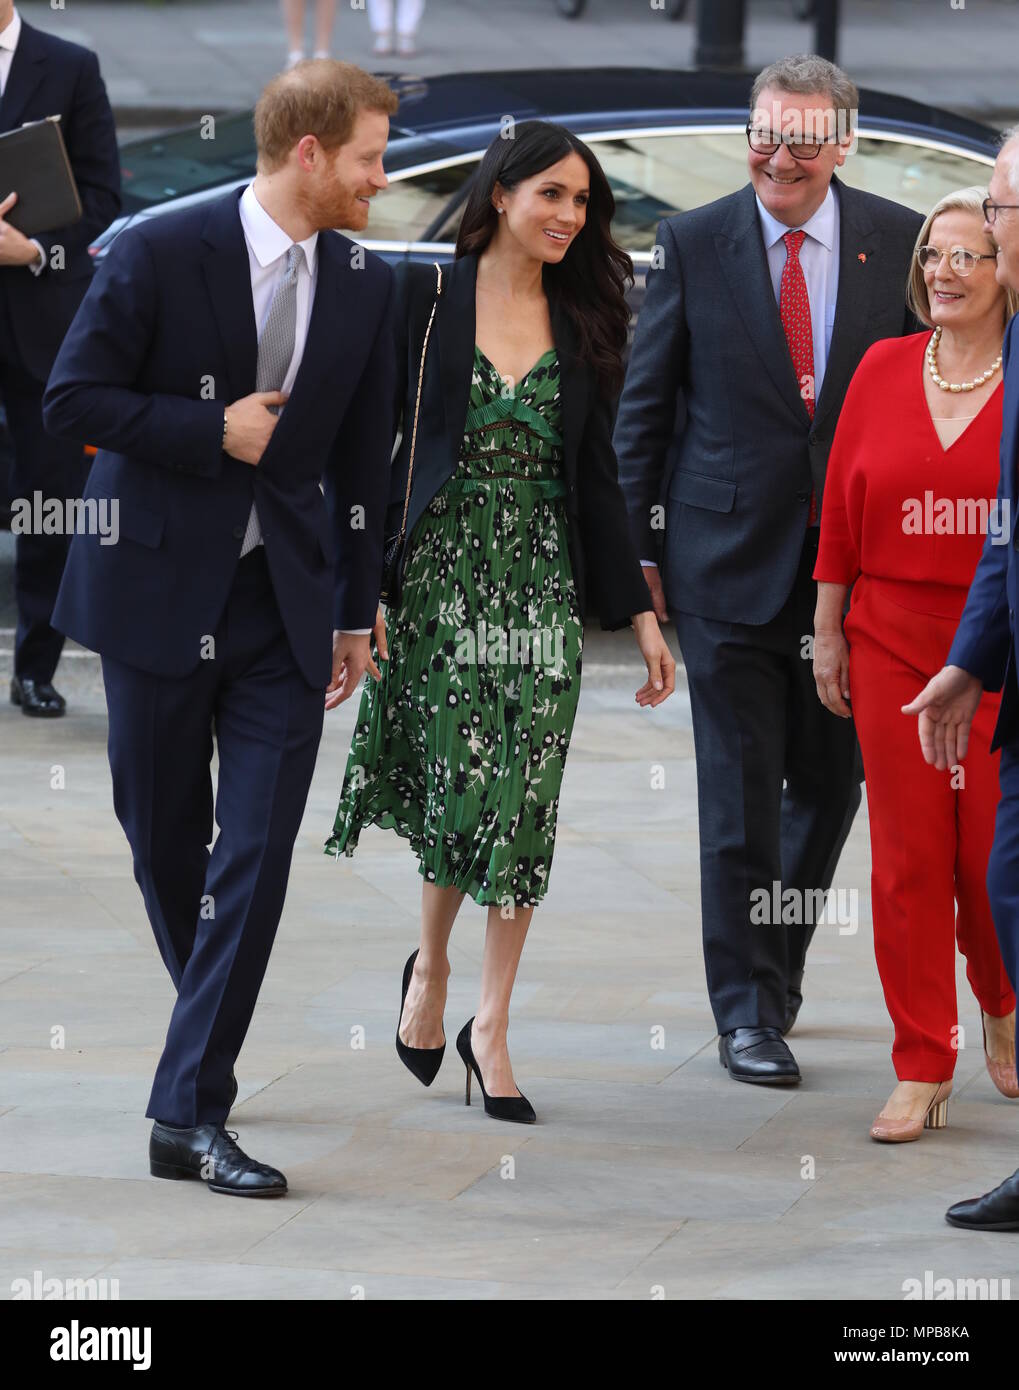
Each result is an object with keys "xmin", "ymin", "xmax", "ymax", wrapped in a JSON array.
[{"xmin": 779, "ymin": 230, "xmax": 818, "ymax": 525}]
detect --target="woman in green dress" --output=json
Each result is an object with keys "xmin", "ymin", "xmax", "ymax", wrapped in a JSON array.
[{"xmin": 325, "ymin": 121, "xmax": 675, "ymax": 1122}]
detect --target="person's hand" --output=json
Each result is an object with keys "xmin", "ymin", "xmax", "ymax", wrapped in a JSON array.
[
  {"xmin": 372, "ymin": 605, "xmax": 388, "ymax": 662},
  {"xmin": 641, "ymin": 563, "xmax": 669, "ymax": 623},
  {"xmin": 901, "ymin": 664, "xmax": 983, "ymax": 770},
  {"xmin": 813, "ymin": 629, "xmax": 852, "ymax": 718},
  {"xmin": 222, "ymin": 391, "xmax": 289, "ymax": 466},
  {"xmin": 632, "ymin": 610, "xmax": 676, "ymax": 708},
  {"xmin": 0, "ymin": 193, "xmax": 43, "ymax": 267},
  {"xmin": 325, "ymin": 630, "xmax": 381, "ymax": 711}
]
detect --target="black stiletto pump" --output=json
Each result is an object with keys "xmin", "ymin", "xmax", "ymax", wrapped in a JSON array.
[
  {"xmin": 456, "ymin": 1017, "xmax": 536, "ymax": 1124},
  {"xmin": 396, "ymin": 950, "xmax": 445, "ymax": 1086}
]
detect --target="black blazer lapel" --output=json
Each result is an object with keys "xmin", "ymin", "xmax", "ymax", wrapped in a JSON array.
[
  {"xmin": 200, "ymin": 187, "xmax": 258, "ymax": 401},
  {"xmin": 814, "ymin": 176, "xmax": 882, "ymax": 428},
  {"xmin": 436, "ymin": 253, "xmax": 477, "ymax": 454},
  {"xmin": 550, "ymin": 297, "xmax": 587, "ymax": 490},
  {"xmin": 715, "ymin": 183, "xmax": 811, "ymax": 427},
  {"xmin": 0, "ymin": 21, "xmax": 46, "ymax": 132}
]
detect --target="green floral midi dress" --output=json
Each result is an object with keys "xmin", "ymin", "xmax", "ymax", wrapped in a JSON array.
[{"xmin": 324, "ymin": 345, "xmax": 584, "ymax": 908}]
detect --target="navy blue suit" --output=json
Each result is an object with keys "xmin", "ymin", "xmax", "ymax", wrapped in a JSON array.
[
  {"xmin": 947, "ymin": 311, "xmax": 1019, "ymax": 1023},
  {"xmin": 0, "ymin": 18, "xmax": 120, "ymax": 683},
  {"xmin": 44, "ymin": 186, "xmax": 395, "ymax": 1125}
]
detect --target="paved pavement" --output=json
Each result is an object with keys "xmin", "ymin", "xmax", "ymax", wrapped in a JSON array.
[
  {"xmin": 3, "ymin": 558, "xmax": 1019, "ymax": 1299},
  {"xmin": 15, "ymin": 0, "xmax": 1019, "ymax": 132}
]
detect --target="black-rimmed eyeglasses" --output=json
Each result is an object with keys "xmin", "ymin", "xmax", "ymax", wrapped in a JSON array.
[
  {"xmin": 983, "ymin": 197, "xmax": 1019, "ymax": 225},
  {"xmin": 745, "ymin": 124, "xmax": 840, "ymax": 161}
]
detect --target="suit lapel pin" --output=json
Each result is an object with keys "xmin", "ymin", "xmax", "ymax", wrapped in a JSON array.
[{"xmin": 858, "ymin": 252, "xmax": 867, "ymax": 263}]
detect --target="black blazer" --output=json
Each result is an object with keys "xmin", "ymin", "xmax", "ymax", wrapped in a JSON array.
[
  {"xmin": 613, "ymin": 175, "xmax": 923, "ymax": 626},
  {"xmin": 0, "ymin": 19, "xmax": 121, "ymax": 381},
  {"xmin": 387, "ymin": 252, "xmax": 651, "ymax": 629}
]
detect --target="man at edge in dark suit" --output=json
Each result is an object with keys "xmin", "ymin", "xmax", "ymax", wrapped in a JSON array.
[{"xmin": 0, "ymin": 1, "xmax": 120, "ymax": 716}]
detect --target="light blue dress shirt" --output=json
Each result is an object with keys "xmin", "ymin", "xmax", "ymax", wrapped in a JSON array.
[{"xmin": 755, "ymin": 183, "xmax": 840, "ymax": 395}]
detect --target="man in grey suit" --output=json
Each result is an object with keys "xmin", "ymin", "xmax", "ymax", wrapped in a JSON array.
[{"xmin": 614, "ymin": 55, "xmax": 922, "ymax": 1083}]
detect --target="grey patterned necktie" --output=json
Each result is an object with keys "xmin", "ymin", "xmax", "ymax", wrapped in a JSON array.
[{"xmin": 239, "ymin": 243, "xmax": 301, "ymax": 557}]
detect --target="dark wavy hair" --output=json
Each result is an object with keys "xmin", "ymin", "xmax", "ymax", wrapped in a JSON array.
[{"xmin": 454, "ymin": 120, "xmax": 633, "ymax": 395}]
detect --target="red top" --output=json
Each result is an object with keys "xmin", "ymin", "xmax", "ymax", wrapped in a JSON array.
[{"xmin": 814, "ymin": 332, "xmax": 1005, "ymax": 616}]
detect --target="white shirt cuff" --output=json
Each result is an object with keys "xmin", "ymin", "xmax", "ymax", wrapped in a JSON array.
[
  {"xmin": 640, "ymin": 559, "xmax": 658, "ymax": 568},
  {"xmin": 28, "ymin": 240, "xmax": 46, "ymax": 275},
  {"xmin": 341, "ymin": 628, "xmax": 372, "ymax": 635}
]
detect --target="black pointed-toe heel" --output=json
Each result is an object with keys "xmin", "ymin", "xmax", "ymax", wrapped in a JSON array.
[
  {"xmin": 456, "ymin": 1017, "xmax": 536, "ymax": 1124},
  {"xmin": 396, "ymin": 949, "xmax": 445, "ymax": 1086}
]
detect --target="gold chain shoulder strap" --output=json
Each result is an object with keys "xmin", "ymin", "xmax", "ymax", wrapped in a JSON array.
[{"xmin": 396, "ymin": 261, "xmax": 443, "ymax": 545}]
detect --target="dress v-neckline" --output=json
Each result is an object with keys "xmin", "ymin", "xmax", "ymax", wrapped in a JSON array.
[
  {"xmin": 475, "ymin": 344, "xmax": 556, "ymax": 393},
  {"xmin": 918, "ymin": 335, "xmax": 1003, "ymax": 455}
]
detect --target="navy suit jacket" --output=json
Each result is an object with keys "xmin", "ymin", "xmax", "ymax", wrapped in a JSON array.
[
  {"xmin": 0, "ymin": 18, "xmax": 120, "ymax": 380},
  {"xmin": 946, "ymin": 311, "xmax": 1019, "ymax": 751},
  {"xmin": 613, "ymin": 176, "xmax": 922, "ymax": 625},
  {"xmin": 44, "ymin": 186, "xmax": 395, "ymax": 688}
]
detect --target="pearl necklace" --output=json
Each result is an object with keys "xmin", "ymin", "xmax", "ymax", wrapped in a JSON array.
[{"xmin": 926, "ymin": 326, "xmax": 1002, "ymax": 393}]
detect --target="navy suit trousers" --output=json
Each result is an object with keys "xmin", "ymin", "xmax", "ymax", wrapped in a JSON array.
[
  {"xmin": 674, "ymin": 530, "xmax": 861, "ymax": 1033},
  {"xmin": 101, "ymin": 546, "xmax": 325, "ymax": 1126}
]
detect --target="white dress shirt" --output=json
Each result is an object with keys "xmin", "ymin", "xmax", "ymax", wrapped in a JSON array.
[
  {"xmin": 236, "ymin": 183, "xmax": 370, "ymax": 634},
  {"xmin": 0, "ymin": 8, "xmax": 46, "ymax": 276}
]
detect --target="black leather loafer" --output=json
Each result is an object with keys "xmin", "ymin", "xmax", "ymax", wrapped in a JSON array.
[
  {"xmin": 11, "ymin": 676, "xmax": 66, "ymax": 717},
  {"xmin": 719, "ymin": 1027, "xmax": 801, "ymax": 1085},
  {"xmin": 946, "ymin": 1168, "xmax": 1019, "ymax": 1230},
  {"xmin": 149, "ymin": 1122, "xmax": 286, "ymax": 1197}
]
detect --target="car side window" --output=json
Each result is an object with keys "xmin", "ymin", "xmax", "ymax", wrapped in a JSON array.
[{"xmin": 341, "ymin": 160, "xmax": 479, "ymax": 243}]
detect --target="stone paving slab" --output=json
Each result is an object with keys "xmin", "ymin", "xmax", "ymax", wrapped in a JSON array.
[{"xmin": 3, "ymin": 621, "xmax": 1019, "ymax": 1300}]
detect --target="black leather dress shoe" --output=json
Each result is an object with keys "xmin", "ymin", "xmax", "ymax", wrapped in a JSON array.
[
  {"xmin": 946, "ymin": 1168, "xmax": 1019, "ymax": 1230},
  {"xmin": 719, "ymin": 1027, "xmax": 801, "ymax": 1085},
  {"xmin": 10, "ymin": 676, "xmax": 66, "ymax": 717},
  {"xmin": 149, "ymin": 1122, "xmax": 286, "ymax": 1197}
]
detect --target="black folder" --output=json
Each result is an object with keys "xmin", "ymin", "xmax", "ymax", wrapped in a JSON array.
[{"xmin": 0, "ymin": 116, "xmax": 82, "ymax": 237}]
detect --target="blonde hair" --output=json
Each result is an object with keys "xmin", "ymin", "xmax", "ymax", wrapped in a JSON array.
[
  {"xmin": 906, "ymin": 185, "xmax": 1019, "ymax": 327},
  {"xmin": 254, "ymin": 59, "xmax": 398, "ymax": 172}
]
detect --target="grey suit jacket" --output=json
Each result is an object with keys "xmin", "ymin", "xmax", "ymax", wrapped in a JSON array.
[{"xmin": 613, "ymin": 175, "xmax": 923, "ymax": 625}]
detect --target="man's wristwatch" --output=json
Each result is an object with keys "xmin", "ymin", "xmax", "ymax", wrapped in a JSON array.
[{"xmin": 222, "ymin": 408, "xmax": 229, "ymax": 449}]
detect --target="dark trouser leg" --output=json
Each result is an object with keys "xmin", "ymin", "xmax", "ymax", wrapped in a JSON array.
[
  {"xmin": 987, "ymin": 742, "xmax": 1019, "ymax": 1066},
  {"xmin": 2, "ymin": 365, "xmax": 89, "ymax": 682},
  {"xmin": 782, "ymin": 532, "xmax": 860, "ymax": 1001},
  {"xmin": 100, "ymin": 653, "xmax": 216, "ymax": 988},
  {"xmin": 674, "ymin": 608, "xmax": 791, "ymax": 1034},
  {"xmin": 147, "ymin": 550, "xmax": 325, "ymax": 1127},
  {"xmin": 674, "ymin": 535, "xmax": 857, "ymax": 1034}
]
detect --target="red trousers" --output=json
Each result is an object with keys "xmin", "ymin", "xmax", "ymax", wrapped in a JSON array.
[{"xmin": 845, "ymin": 576, "xmax": 1015, "ymax": 1080}]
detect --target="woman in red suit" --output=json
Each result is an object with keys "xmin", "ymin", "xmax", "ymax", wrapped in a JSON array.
[{"xmin": 814, "ymin": 187, "xmax": 1019, "ymax": 1142}]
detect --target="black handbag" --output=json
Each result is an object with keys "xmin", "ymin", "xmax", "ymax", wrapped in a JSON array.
[{"xmin": 380, "ymin": 261, "xmax": 443, "ymax": 607}]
